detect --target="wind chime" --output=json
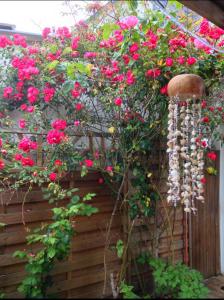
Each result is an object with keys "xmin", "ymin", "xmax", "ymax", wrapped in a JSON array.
[{"xmin": 166, "ymin": 74, "xmax": 205, "ymax": 213}]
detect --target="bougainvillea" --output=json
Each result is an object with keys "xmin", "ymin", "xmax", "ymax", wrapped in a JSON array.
[{"xmin": 0, "ymin": 1, "xmax": 224, "ymax": 297}]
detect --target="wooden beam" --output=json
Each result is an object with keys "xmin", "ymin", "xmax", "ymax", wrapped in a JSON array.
[{"xmin": 179, "ymin": 0, "xmax": 224, "ymax": 29}]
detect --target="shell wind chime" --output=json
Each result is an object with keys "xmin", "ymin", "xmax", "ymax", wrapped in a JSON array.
[{"xmin": 166, "ymin": 74, "xmax": 205, "ymax": 213}]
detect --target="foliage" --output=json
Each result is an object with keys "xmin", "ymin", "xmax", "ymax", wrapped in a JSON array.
[
  {"xmin": 13, "ymin": 185, "xmax": 97, "ymax": 298},
  {"xmin": 0, "ymin": 0, "xmax": 224, "ymax": 297},
  {"xmin": 138, "ymin": 254, "xmax": 209, "ymax": 299}
]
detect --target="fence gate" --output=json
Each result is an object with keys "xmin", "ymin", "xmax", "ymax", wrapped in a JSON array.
[{"xmin": 190, "ymin": 150, "xmax": 220, "ymax": 278}]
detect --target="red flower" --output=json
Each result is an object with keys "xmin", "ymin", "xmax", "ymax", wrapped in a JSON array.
[
  {"xmin": 187, "ymin": 57, "xmax": 197, "ymax": 65},
  {"xmin": 51, "ymin": 119, "xmax": 67, "ymax": 130},
  {"xmin": 3, "ymin": 87, "xmax": 13, "ymax": 98},
  {"xmin": 146, "ymin": 68, "xmax": 161, "ymax": 78},
  {"xmin": 160, "ymin": 85, "xmax": 168, "ymax": 95},
  {"xmin": 75, "ymin": 103, "xmax": 84, "ymax": 111},
  {"xmin": 209, "ymin": 106, "xmax": 215, "ymax": 112},
  {"xmin": 122, "ymin": 54, "xmax": 130, "ymax": 65},
  {"xmin": 129, "ymin": 43, "xmax": 139, "ymax": 53},
  {"xmin": 43, "ymin": 87, "xmax": 55, "ymax": 102},
  {"xmin": 54, "ymin": 159, "xmax": 63, "ymax": 166},
  {"xmin": 85, "ymin": 159, "xmax": 93, "ymax": 167},
  {"xmin": 0, "ymin": 138, "xmax": 2, "ymax": 148},
  {"xmin": 98, "ymin": 178, "xmax": 104, "ymax": 184},
  {"xmin": 0, "ymin": 159, "xmax": 4, "ymax": 169},
  {"xmin": 114, "ymin": 97, "xmax": 122, "ymax": 106},
  {"xmin": 132, "ymin": 53, "xmax": 140, "ymax": 60},
  {"xmin": 126, "ymin": 70, "xmax": 135, "ymax": 85},
  {"xmin": 21, "ymin": 156, "xmax": 35, "ymax": 167},
  {"xmin": 14, "ymin": 153, "xmax": 22, "ymax": 161},
  {"xmin": 200, "ymin": 177, "xmax": 206, "ymax": 184},
  {"xmin": 27, "ymin": 86, "xmax": 39, "ymax": 104},
  {"xmin": 19, "ymin": 119, "xmax": 26, "ymax": 129},
  {"xmin": 47, "ymin": 130, "xmax": 65, "ymax": 144},
  {"xmin": 201, "ymin": 100, "xmax": 207, "ymax": 108},
  {"xmin": 177, "ymin": 56, "xmax": 185, "ymax": 65},
  {"xmin": 18, "ymin": 137, "xmax": 37, "ymax": 153},
  {"xmin": 71, "ymin": 37, "xmax": 80, "ymax": 50},
  {"xmin": 49, "ymin": 172, "xmax": 57, "ymax": 181},
  {"xmin": 106, "ymin": 166, "xmax": 113, "ymax": 172},
  {"xmin": 202, "ymin": 116, "xmax": 209, "ymax": 123},
  {"xmin": 207, "ymin": 151, "xmax": 217, "ymax": 161},
  {"xmin": 166, "ymin": 57, "xmax": 173, "ymax": 67}
]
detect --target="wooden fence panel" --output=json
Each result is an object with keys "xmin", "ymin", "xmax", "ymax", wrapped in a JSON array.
[{"xmin": 0, "ymin": 171, "xmax": 122, "ymax": 298}]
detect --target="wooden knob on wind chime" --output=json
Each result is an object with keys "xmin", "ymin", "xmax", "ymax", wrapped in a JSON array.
[
  {"xmin": 166, "ymin": 74, "xmax": 206, "ymax": 213},
  {"xmin": 167, "ymin": 74, "xmax": 205, "ymax": 99}
]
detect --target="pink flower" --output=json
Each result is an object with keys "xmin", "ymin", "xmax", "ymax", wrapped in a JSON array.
[
  {"xmin": 14, "ymin": 153, "xmax": 22, "ymax": 161},
  {"xmin": 49, "ymin": 172, "xmax": 57, "ymax": 181},
  {"xmin": 71, "ymin": 37, "xmax": 80, "ymax": 50},
  {"xmin": 177, "ymin": 56, "xmax": 185, "ymax": 65},
  {"xmin": 75, "ymin": 103, "xmax": 84, "ymax": 111},
  {"xmin": 98, "ymin": 178, "xmax": 104, "ymax": 184},
  {"xmin": 20, "ymin": 104, "xmax": 27, "ymax": 111},
  {"xmin": 120, "ymin": 16, "xmax": 138, "ymax": 29},
  {"xmin": 145, "ymin": 68, "xmax": 161, "ymax": 78},
  {"xmin": 43, "ymin": 87, "xmax": 55, "ymax": 102},
  {"xmin": 187, "ymin": 57, "xmax": 197, "ymax": 65},
  {"xmin": 18, "ymin": 137, "xmax": 37, "ymax": 153},
  {"xmin": 21, "ymin": 156, "xmax": 35, "ymax": 167},
  {"xmin": 51, "ymin": 119, "xmax": 67, "ymax": 130},
  {"xmin": 19, "ymin": 119, "xmax": 26, "ymax": 129},
  {"xmin": 84, "ymin": 52, "xmax": 97, "ymax": 58},
  {"xmin": 42, "ymin": 27, "xmax": 51, "ymax": 39},
  {"xmin": 13, "ymin": 34, "xmax": 27, "ymax": 48},
  {"xmin": 0, "ymin": 35, "xmax": 12, "ymax": 48},
  {"xmin": 27, "ymin": 106, "xmax": 35, "ymax": 113},
  {"xmin": 122, "ymin": 54, "xmax": 130, "ymax": 65},
  {"xmin": 27, "ymin": 86, "xmax": 39, "ymax": 104},
  {"xmin": 166, "ymin": 57, "xmax": 173, "ymax": 67},
  {"xmin": 207, "ymin": 151, "xmax": 217, "ymax": 161},
  {"xmin": 3, "ymin": 87, "xmax": 13, "ymax": 98},
  {"xmin": 74, "ymin": 120, "xmax": 80, "ymax": 126},
  {"xmin": 129, "ymin": 43, "xmax": 139, "ymax": 53},
  {"xmin": 126, "ymin": 70, "xmax": 135, "ymax": 85},
  {"xmin": 114, "ymin": 97, "xmax": 122, "ymax": 106},
  {"xmin": 199, "ymin": 18, "xmax": 210, "ymax": 35},
  {"xmin": 0, "ymin": 159, "xmax": 5, "ymax": 169},
  {"xmin": 132, "ymin": 53, "xmax": 140, "ymax": 60},
  {"xmin": 85, "ymin": 159, "xmax": 93, "ymax": 167},
  {"xmin": 106, "ymin": 166, "xmax": 113, "ymax": 172},
  {"xmin": 0, "ymin": 138, "xmax": 2, "ymax": 148},
  {"xmin": 47, "ymin": 130, "xmax": 65, "ymax": 144},
  {"xmin": 201, "ymin": 100, "xmax": 207, "ymax": 108}
]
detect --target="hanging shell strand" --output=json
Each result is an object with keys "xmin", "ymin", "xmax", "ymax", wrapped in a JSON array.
[{"xmin": 167, "ymin": 96, "xmax": 204, "ymax": 212}]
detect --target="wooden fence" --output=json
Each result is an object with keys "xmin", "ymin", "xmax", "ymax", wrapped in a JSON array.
[{"xmin": 0, "ymin": 167, "xmax": 184, "ymax": 298}]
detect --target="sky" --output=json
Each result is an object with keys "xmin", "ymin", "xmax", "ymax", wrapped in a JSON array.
[{"xmin": 0, "ymin": 1, "xmax": 89, "ymax": 34}]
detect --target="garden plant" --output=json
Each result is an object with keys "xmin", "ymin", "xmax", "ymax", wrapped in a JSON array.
[{"xmin": 0, "ymin": 0, "xmax": 224, "ymax": 298}]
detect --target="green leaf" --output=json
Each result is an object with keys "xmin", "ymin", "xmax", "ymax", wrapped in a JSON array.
[
  {"xmin": 116, "ymin": 239, "xmax": 124, "ymax": 258},
  {"xmin": 48, "ymin": 248, "xmax": 56, "ymax": 259},
  {"xmin": 0, "ymin": 222, "xmax": 5, "ymax": 228},
  {"xmin": 101, "ymin": 23, "xmax": 119, "ymax": 40},
  {"xmin": 49, "ymin": 44, "xmax": 58, "ymax": 54},
  {"xmin": 46, "ymin": 60, "xmax": 59, "ymax": 71},
  {"xmin": 62, "ymin": 46, "xmax": 72, "ymax": 55},
  {"xmin": 67, "ymin": 63, "xmax": 76, "ymax": 79},
  {"xmin": 13, "ymin": 250, "xmax": 27, "ymax": 259},
  {"xmin": 83, "ymin": 193, "xmax": 96, "ymax": 201}
]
